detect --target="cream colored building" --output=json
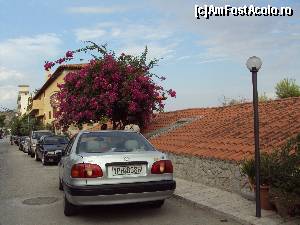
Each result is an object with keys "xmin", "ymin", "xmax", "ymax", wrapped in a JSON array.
[
  {"xmin": 17, "ymin": 85, "xmax": 30, "ymax": 116},
  {"xmin": 28, "ymin": 64, "xmax": 84, "ymax": 126}
]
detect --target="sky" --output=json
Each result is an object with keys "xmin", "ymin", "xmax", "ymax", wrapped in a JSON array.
[{"xmin": 0, "ymin": 0, "xmax": 299, "ymax": 111}]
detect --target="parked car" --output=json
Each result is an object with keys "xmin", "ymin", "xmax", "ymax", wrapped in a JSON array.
[
  {"xmin": 28, "ymin": 130, "xmax": 53, "ymax": 158},
  {"xmin": 14, "ymin": 136, "xmax": 20, "ymax": 146},
  {"xmin": 22, "ymin": 137, "xmax": 31, "ymax": 153},
  {"xmin": 35, "ymin": 135, "xmax": 69, "ymax": 165},
  {"xmin": 10, "ymin": 135, "xmax": 13, "ymax": 145},
  {"xmin": 19, "ymin": 136, "xmax": 29, "ymax": 151},
  {"xmin": 59, "ymin": 130, "xmax": 176, "ymax": 216}
]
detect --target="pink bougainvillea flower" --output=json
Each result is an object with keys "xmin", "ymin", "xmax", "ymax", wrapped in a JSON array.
[
  {"xmin": 44, "ymin": 61, "xmax": 55, "ymax": 71},
  {"xmin": 65, "ymin": 51, "xmax": 73, "ymax": 58},
  {"xmin": 56, "ymin": 58, "xmax": 65, "ymax": 64},
  {"xmin": 156, "ymin": 95, "xmax": 166, "ymax": 100},
  {"xmin": 47, "ymin": 43, "xmax": 176, "ymax": 129},
  {"xmin": 168, "ymin": 89, "xmax": 176, "ymax": 98}
]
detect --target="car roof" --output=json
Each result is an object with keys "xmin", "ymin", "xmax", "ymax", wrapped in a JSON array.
[
  {"xmin": 33, "ymin": 130, "xmax": 52, "ymax": 133},
  {"xmin": 79, "ymin": 130, "xmax": 137, "ymax": 134},
  {"xmin": 43, "ymin": 134, "xmax": 67, "ymax": 137}
]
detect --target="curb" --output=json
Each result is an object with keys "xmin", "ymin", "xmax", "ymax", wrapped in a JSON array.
[{"xmin": 173, "ymin": 194, "xmax": 253, "ymax": 225}]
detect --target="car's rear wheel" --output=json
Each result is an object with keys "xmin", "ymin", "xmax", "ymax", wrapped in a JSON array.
[
  {"xmin": 64, "ymin": 195, "xmax": 77, "ymax": 216},
  {"xmin": 149, "ymin": 200, "xmax": 165, "ymax": 208},
  {"xmin": 35, "ymin": 152, "xmax": 40, "ymax": 161},
  {"xmin": 59, "ymin": 179, "xmax": 63, "ymax": 191}
]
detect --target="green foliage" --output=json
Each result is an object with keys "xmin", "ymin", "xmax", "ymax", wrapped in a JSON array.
[
  {"xmin": 270, "ymin": 136, "xmax": 300, "ymax": 195},
  {"xmin": 0, "ymin": 114, "xmax": 6, "ymax": 127},
  {"xmin": 258, "ymin": 92, "xmax": 272, "ymax": 102},
  {"xmin": 220, "ymin": 96, "xmax": 247, "ymax": 106},
  {"xmin": 9, "ymin": 115, "xmax": 44, "ymax": 136},
  {"xmin": 240, "ymin": 158, "xmax": 255, "ymax": 182},
  {"xmin": 275, "ymin": 78, "xmax": 300, "ymax": 99},
  {"xmin": 240, "ymin": 153, "xmax": 274, "ymax": 185},
  {"xmin": 241, "ymin": 134, "xmax": 300, "ymax": 199}
]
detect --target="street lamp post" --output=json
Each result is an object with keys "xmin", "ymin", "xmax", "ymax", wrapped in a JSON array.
[{"xmin": 246, "ymin": 56, "xmax": 262, "ymax": 218}]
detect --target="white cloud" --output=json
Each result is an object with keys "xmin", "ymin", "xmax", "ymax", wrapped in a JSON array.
[
  {"xmin": 74, "ymin": 28, "xmax": 106, "ymax": 41},
  {"xmin": 0, "ymin": 33, "xmax": 62, "ymax": 109},
  {"xmin": 74, "ymin": 22, "xmax": 172, "ymax": 42},
  {"xmin": 149, "ymin": 0, "xmax": 300, "ymax": 77},
  {"xmin": 176, "ymin": 55, "xmax": 191, "ymax": 61},
  {"xmin": 73, "ymin": 22, "xmax": 177, "ymax": 60},
  {"xmin": 0, "ymin": 85, "xmax": 18, "ymax": 102},
  {"xmin": 0, "ymin": 67, "xmax": 24, "ymax": 81},
  {"xmin": 0, "ymin": 33, "xmax": 62, "ymax": 69},
  {"xmin": 120, "ymin": 43, "xmax": 176, "ymax": 60},
  {"xmin": 66, "ymin": 6, "xmax": 124, "ymax": 14}
]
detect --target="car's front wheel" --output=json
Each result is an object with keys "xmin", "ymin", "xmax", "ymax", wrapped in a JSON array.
[
  {"xmin": 149, "ymin": 200, "xmax": 165, "ymax": 208},
  {"xmin": 64, "ymin": 195, "xmax": 77, "ymax": 216},
  {"xmin": 59, "ymin": 178, "xmax": 63, "ymax": 191},
  {"xmin": 42, "ymin": 155, "xmax": 47, "ymax": 166}
]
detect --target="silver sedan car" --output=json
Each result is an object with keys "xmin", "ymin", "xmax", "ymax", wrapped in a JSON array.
[{"xmin": 59, "ymin": 130, "xmax": 176, "ymax": 216}]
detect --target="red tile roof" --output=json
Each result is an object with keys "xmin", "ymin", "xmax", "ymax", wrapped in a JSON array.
[{"xmin": 144, "ymin": 97, "xmax": 300, "ymax": 162}]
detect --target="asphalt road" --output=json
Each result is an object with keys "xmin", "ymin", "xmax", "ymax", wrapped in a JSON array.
[{"xmin": 0, "ymin": 138, "xmax": 241, "ymax": 225}]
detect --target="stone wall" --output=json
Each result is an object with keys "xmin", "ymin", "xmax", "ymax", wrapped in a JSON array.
[{"xmin": 167, "ymin": 152, "xmax": 248, "ymax": 194}]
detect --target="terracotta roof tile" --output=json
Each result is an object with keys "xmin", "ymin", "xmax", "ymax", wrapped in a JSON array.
[{"xmin": 144, "ymin": 97, "xmax": 300, "ymax": 162}]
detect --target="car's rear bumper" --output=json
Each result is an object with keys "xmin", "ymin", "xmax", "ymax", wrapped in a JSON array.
[{"xmin": 64, "ymin": 180, "xmax": 176, "ymax": 206}]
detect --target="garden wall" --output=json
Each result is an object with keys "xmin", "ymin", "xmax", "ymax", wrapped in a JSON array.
[{"xmin": 167, "ymin": 152, "xmax": 248, "ymax": 194}]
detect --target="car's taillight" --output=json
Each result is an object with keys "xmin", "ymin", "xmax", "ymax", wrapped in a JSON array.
[
  {"xmin": 71, "ymin": 163, "xmax": 103, "ymax": 178},
  {"xmin": 151, "ymin": 160, "xmax": 173, "ymax": 174}
]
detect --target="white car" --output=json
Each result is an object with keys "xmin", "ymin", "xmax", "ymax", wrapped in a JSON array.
[{"xmin": 59, "ymin": 130, "xmax": 176, "ymax": 216}]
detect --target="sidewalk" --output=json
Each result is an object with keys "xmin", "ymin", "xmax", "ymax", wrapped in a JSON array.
[{"xmin": 174, "ymin": 178, "xmax": 300, "ymax": 225}]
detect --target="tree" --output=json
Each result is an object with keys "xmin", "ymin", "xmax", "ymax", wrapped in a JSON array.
[
  {"xmin": 275, "ymin": 78, "xmax": 300, "ymax": 99},
  {"xmin": 0, "ymin": 115, "xmax": 6, "ymax": 128},
  {"xmin": 45, "ymin": 42, "xmax": 176, "ymax": 130},
  {"xmin": 9, "ymin": 115, "xmax": 44, "ymax": 136}
]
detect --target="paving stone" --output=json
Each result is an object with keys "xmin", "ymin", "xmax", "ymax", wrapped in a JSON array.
[{"xmin": 174, "ymin": 178, "xmax": 300, "ymax": 225}]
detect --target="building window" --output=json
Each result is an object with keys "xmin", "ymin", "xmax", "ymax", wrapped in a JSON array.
[{"xmin": 49, "ymin": 111, "xmax": 51, "ymax": 119}]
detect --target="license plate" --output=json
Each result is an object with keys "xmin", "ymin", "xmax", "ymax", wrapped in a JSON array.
[{"xmin": 108, "ymin": 165, "xmax": 146, "ymax": 178}]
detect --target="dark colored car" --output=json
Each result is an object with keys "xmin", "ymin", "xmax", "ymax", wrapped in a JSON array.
[
  {"xmin": 14, "ymin": 136, "xmax": 21, "ymax": 146},
  {"xmin": 10, "ymin": 135, "xmax": 13, "ymax": 145},
  {"xmin": 19, "ymin": 136, "xmax": 29, "ymax": 151},
  {"xmin": 22, "ymin": 137, "xmax": 31, "ymax": 153},
  {"xmin": 35, "ymin": 135, "xmax": 69, "ymax": 165},
  {"xmin": 29, "ymin": 130, "xmax": 53, "ymax": 158}
]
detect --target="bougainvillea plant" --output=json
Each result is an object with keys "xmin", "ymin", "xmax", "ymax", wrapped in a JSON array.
[{"xmin": 44, "ymin": 41, "xmax": 176, "ymax": 130}]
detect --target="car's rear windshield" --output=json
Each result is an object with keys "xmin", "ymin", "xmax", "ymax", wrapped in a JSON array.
[
  {"xmin": 44, "ymin": 136, "xmax": 69, "ymax": 145},
  {"xmin": 33, "ymin": 132, "xmax": 52, "ymax": 139},
  {"xmin": 77, "ymin": 132, "xmax": 155, "ymax": 154}
]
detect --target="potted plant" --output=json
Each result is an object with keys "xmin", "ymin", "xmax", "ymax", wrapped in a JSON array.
[
  {"xmin": 240, "ymin": 158, "xmax": 255, "ymax": 191},
  {"xmin": 240, "ymin": 152, "xmax": 274, "ymax": 210},
  {"xmin": 269, "ymin": 136, "xmax": 300, "ymax": 217}
]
